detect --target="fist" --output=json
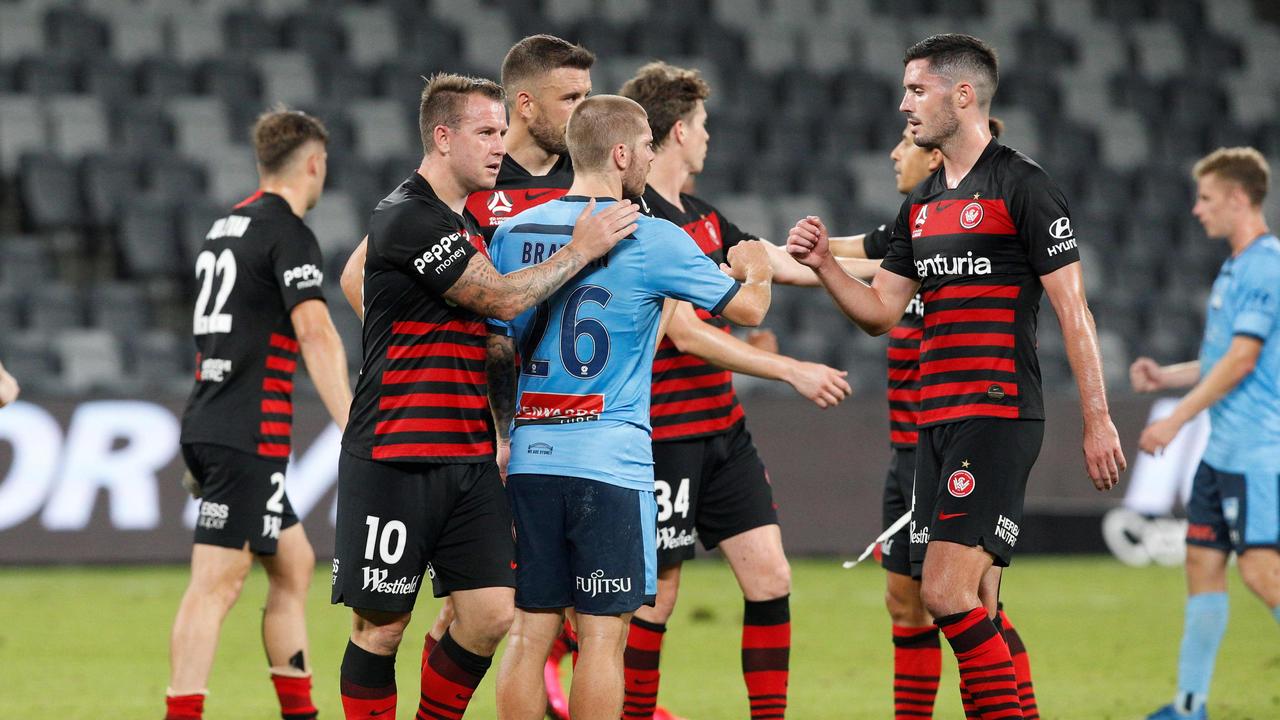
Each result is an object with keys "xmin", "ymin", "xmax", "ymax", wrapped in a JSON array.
[
  {"xmin": 726, "ymin": 240, "xmax": 773, "ymax": 279},
  {"xmin": 1129, "ymin": 357, "xmax": 1162, "ymax": 393},
  {"xmin": 786, "ymin": 215, "xmax": 829, "ymax": 269}
]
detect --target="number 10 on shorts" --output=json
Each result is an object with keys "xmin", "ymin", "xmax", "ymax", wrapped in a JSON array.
[
  {"xmin": 364, "ymin": 515, "xmax": 407, "ymax": 564},
  {"xmin": 656, "ymin": 478, "xmax": 690, "ymax": 522}
]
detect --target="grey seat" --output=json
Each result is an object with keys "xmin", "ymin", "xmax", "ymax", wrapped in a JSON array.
[
  {"xmin": 20, "ymin": 154, "xmax": 84, "ymax": 229},
  {"xmin": 55, "ymin": 329, "xmax": 124, "ymax": 393},
  {"xmin": 28, "ymin": 282, "xmax": 84, "ymax": 330},
  {"xmin": 0, "ymin": 93, "xmax": 46, "ymax": 174},
  {"xmin": 0, "ymin": 236, "xmax": 53, "ymax": 292},
  {"xmin": 46, "ymin": 95, "xmax": 109, "ymax": 161},
  {"xmin": 129, "ymin": 330, "xmax": 192, "ymax": 391},
  {"xmin": 118, "ymin": 198, "xmax": 182, "ymax": 278},
  {"xmin": 89, "ymin": 282, "xmax": 152, "ymax": 337},
  {"xmin": 81, "ymin": 152, "xmax": 142, "ymax": 226},
  {"xmin": 0, "ymin": 331, "xmax": 58, "ymax": 396}
]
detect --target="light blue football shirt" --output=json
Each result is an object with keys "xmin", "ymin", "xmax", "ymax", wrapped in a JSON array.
[
  {"xmin": 1198, "ymin": 233, "xmax": 1280, "ymax": 470},
  {"xmin": 489, "ymin": 196, "xmax": 740, "ymax": 490}
]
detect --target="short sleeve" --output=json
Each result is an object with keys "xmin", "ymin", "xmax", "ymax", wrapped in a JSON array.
[
  {"xmin": 861, "ymin": 223, "xmax": 892, "ymax": 260},
  {"xmin": 269, "ymin": 221, "xmax": 327, "ymax": 310},
  {"xmin": 1233, "ymin": 259, "xmax": 1280, "ymax": 341},
  {"xmin": 373, "ymin": 202, "xmax": 479, "ymax": 297},
  {"xmin": 880, "ymin": 197, "xmax": 920, "ymax": 281},
  {"xmin": 1008, "ymin": 163, "xmax": 1080, "ymax": 275},
  {"xmin": 644, "ymin": 221, "xmax": 739, "ymax": 313}
]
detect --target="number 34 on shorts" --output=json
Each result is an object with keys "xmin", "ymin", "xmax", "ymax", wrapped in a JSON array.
[{"xmin": 655, "ymin": 477, "xmax": 690, "ymax": 522}]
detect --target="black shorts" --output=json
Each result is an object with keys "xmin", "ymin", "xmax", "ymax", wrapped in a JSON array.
[
  {"xmin": 653, "ymin": 421, "xmax": 779, "ymax": 568},
  {"xmin": 330, "ymin": 450, "xmax": 515, "ymax": 614},
  {"xmin": 182, "ymin": 442, "xmax": 299, "ymax": 555},
  {"xmin": 909, "ymin": 419, "xmax": 1044, "ymax": 575},
  {"xmin": 880, "ymin": 446, "xmax": 915, "ymax": 576}
]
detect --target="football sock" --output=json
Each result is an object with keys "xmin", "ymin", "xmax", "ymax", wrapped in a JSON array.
[
  {"xmin": 997, "ymin": 607, "xmax": 1039, "ymax": 719},
  {"xmin": 419, "ymin": 629, "xmax": 491, "ymax": 720},
  {"xmin": 271, "ymin": 673, "xmax": 318, "ymax": 720},
  {"xmin": 742, "ymin": 595, "xmax": 790, "ymax": 720},
  {"xmin": 959, "ymin": 683, "xmax": 981, "ymax": 719},
  {"xmin": 164, "ymin": 691, "xmax": 205, "ymax": 720},
  {"xmin": 1272, "ymin": 604, "xmax": 1280, "ymax": 626},
  {"xmin": 891, "ymin": 624, "xmax": 941, "ymax": 719},
  {"xmin": 936, "ymin": 608, "xmax": 1021, "ymax": 720},
  {"xmin": 422, "ymin": 633, "xmax": 438, "ymax": 675},
  {"xmin": 622, "ymin": 617, "xmax": 667, "ymax": 720},
  {"xmin": 1174, "ymin": 592, "xmax": 1228, "ymax": 714},
  {"xmin": 340, "ymin": 640, "xmax": 397, "ymax": 719}
]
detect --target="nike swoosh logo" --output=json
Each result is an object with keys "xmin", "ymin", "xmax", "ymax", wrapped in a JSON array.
[
  {"xmin": 369, "ymin": 706, "xmax": 394, "ymax": 716},
  {"xmin": 938, "ymin": 512, "xmax": 968, "ymax": 520},
  {"xmin": 526, "ymin": 189, "xmax": 555, "ymax": 200}
]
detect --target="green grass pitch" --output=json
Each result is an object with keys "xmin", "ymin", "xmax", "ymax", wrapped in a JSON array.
[{"xmin": 3, "ymin": 556, "xmax": 1279, "ymax": 719}]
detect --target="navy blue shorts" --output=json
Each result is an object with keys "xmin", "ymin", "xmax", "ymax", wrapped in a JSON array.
[
  {"xmin": 506, "ymin": 473, "xmax": 657, "ymax": 616},
  {"xmin": 1186, "ymin": 461, "xmax": 1280, "ymax": 554}
]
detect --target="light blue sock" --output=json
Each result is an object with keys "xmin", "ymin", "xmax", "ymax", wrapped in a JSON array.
[
  {"xmin": 1273, "ymin": 605, "xmax": 1280, "ymax": 626},
  {"xmin": 1174, "ymin": 591, "xmax": 1229, "ymax": 713}
]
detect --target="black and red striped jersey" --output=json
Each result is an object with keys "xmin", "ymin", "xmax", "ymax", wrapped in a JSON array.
[
  {"xmin": 882, "ymin": 140, "xmax": 1080, "ymax": 428},
  {"xmin": 180, "ymin": 191, "xmax": 327, "ymax": 458},
  {"xmin": 465, "ymin": 153, "xmax": 574, "ymax": 244},
  {"xmin": 643, "ymin": 186, "xmax": 757, "ymax": 442},
  {"xmin": 343, "ymin": 172, "xmax": 493, "ymax": 464},
  {"xmin": 865, "ymin": 223, "xmax": 924, "ymax": 448}
]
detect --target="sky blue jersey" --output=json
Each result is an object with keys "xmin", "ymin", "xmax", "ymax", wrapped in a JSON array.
[
  {"xmin": 489, "ymin": 196, "xmax": 741, "ymax": 490},
  {"xmin": 1198, "ymin": 234, "xmax": 1280, "ymax": 470}
]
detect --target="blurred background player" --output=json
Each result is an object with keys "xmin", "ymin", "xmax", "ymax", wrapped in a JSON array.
[
  {"xmin": 331, "ymin": 73, "xmax": 637, "ymax": 720},
  {"xmin": 788, "ymin": 34, "xmax": 1125, "ymax": 720},
  {"xmin": 166, "ymin": 109, "xmax": 352, "ymax": 720},
  {"xmin": 1133, "ymin": 147, "xmax": 1280, "ymax": 720},
  {"xmin": 0, "ymin": 360, "xmax": 19, "ymax": 407},
  {"xmin": 488, "ymin": 93, "xmax": 775, "ymax": 720},
  {"xmin": 617, "ymin": 61, "xmax": 852, "ymax": 720},
  {"xmin": 826, "ymin": 116, "xmax": 1042, "ymax": 719}
]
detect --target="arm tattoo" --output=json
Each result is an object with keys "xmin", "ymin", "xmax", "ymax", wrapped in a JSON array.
[
  {"xmin": 444, "ymin": 247, "xmax": 588, "ymax": 320},
  {"xmin": 486, "ymin": 334, "xmax": 518, "ymax": 441}
]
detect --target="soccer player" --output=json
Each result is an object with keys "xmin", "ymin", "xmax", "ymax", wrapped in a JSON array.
[
  {"xmin": 829, "ymin": 117, "xmax": 1041, "ymax": 719},
  {"xmin": 617, "ymin": 61, "xmax": 852, "ymax": 720},
  {"xmin": 166, "ymin": 109, "xmax": 352, "ymax": 720},
  {"xmin": 488, "ymin": 94, "xmax": 774, "ymax": 720},
  {"xmin": 788, "ymin": 34, "xmax": 1126, "ymax": 720},
  {"xmin": 331, "ymin": 74, "xmax": 637, "ymax": 720},
  {"xmin": 0, "ymin": 360, "xmax": 18, "ymax": 407},
  {"xmin": 1133, "ymin": 147, "xmax": 1280, "ymax": 720}
]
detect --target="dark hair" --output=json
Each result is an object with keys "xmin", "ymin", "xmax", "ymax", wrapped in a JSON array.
[
  {"xmin": 251, "ymin": 107, "xmax": 328, "ymax": 174},
  {"xmin": 418, "ymin": 72, "xmax": 505, "ymax": 155},
  {"xmin": 565, "ymin": 95, "xmax": 649, "ymax": 172},
  {"xmin": 904, "ymin": 33, "xmax": 999, "ymax": 107},
  {"xmin": 619, "ymin": 61, "xmax": 710, "ymax": 150},
  {"xmin": 1194, "ymin": 147, "xmax": 1270, "ymax": 206},
  {"xmin": 989, "ymin": 116, "xmax": 1004, "ymax": 138},
  {"xmin": 501, "ymin": 34, "xmax": 595, "ymax": 95}
]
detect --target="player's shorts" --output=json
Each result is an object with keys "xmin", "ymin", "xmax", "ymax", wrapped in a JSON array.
[
  {"xmin": 181, "ymin": 442, "xmax": 299, "ymax": 555},
  {"xmin": 880, "ymin": 446, "xmax": 915, "ymax": 576},
  {"xmin": 506, "ymin": 473, "xmax": 657, "ymax": 616},
  {"xmin": 653, "ymin": 421, "xmax": 778, "ymax": 568},
  {"xmin": 1186, "ymin": 461, "xmax": 1280, "ymax": 554},
  {"xmin": 909, "ymin": 419, "xmax": 1044, "ymax": 576},
  {"xmin": 330, "ymin": 450, "xmax": 514, "ymax": 614}
]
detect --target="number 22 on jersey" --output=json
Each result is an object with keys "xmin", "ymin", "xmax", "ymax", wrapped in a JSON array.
[{"xmin": 193, "ymin": 248, "xmax": 237, "ymax": 335}]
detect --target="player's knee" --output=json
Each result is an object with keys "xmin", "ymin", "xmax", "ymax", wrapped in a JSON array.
[
  {"xmin": 354, "ymin": 614, "xmax": 410, "ymax": 655},
  {"xmin": 885, "ymin": 588, "xmax": 928, "ymax": 625},
  {"xmin": 918, "ymin": 580, "xmax": 963, "ymax": 618},
  {"xmin": 748, "ymin": 558, "xmax": 791, "ymax": 601},
  {"xmin": 1238, "ymin": 555, "xmax": 1280, "ymax": 602},
  {"xmin": 466, "ymin": 605, "xmax": 514, "ymax": 651}
]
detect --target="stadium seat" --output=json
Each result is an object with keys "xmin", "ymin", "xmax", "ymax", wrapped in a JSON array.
[
  {"xmin": 0, "ymin": 6, "xmax": 45, "ymax": 62},
  {"xmin": 320, "ymin": 62, "xmax": 375, "ymax": 101},
  {"xmin": 89, "ymin": 282, "xmax": 152, "ymax": 337},
  {"xmin": 0, "ymin": 93, "xmax": 46, "ymax": 175},
  {"xmin": 98, "ymin": 5, "xmax": 166, "ymax": 62},
  {"xmin": 204, "ymin": 151, "xmax": 257, "ymax": 207},
  {"xmin": 138, "ymin": 58, "xmax": 197, "ymax": 97},
  {"xmin": 81, "ymin": 152, "xmax": 143, "ymax": 226},
  {"xmin": 349, "ymin": 98, "xmax": 414, "ymax": 162},
  {"xmin": 257, "ymin": 50, "xmax": 319, "ymax": 106},
  {"xmin": 113, "ymin": 99, "xmax": 174, "ymax": 152},
  {"xmin": 45, "ymin": 7, "xmax": 110, "ymax": 59},
  {"xmin": 55, "ymin": 328, "xmax": 125, "ymax": 393},
  {"xmin": 45, "ymin": 95, "xmax": 109, "ymax": 161},
  {"xmin": 169, "ymin": 96, "xmax": 235, "ymax": 162},
  {"xmin": 178, "ymin": 198, "xmax": 227, "ymax": 263},
  {"xmin": 0, "ymin": 236, "xmax": 53, "ymax": 292},
  {"xmin": 83, "ymin": 58, "xmax": 137, "ymax": 103},
  {"xmin": 14, "ymin": 56, "xmax": 78, "ymax": 96},
  {"xmin": 171, "ymin": 7, "xmax": 226, "ymax": 62},
  {"xmin": 340, "ymin": 5, "xmax": 401, "ymax": 68},
  {"xmin": 306, "ymin": 189, "xmax": 360, "ymax": 259},
  {"xmin": 19, "ymin": 153, "xmax": 84, "ymax": 229},
  {"xmin": 224, "ymin": 8, "xmax": 280, "ymax": 54},
  {"xmin": 0, "ymin": 331, "xmax": 59, "ymax": 395},
  {"xmin": 144, "ymin": 154, "xmax": 209, "ymax": 207},
  {"xmin": 283, "ymin": 11, "xmax": 346, "ymax": 59},
  {"xmin": 117, "ymin": 198, "xmax": 183, "ymax": 277},
  {"xmin": 28, "ymin": 282, "xmax": 84, "ymax": 330},
  {"xmin": 0, "ymin": 285, "xmax": 22, "ymax": 335}
]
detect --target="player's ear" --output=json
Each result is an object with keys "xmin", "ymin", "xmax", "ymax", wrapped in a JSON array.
[
  {"xmin": 954, "ymin": 80, "xmax": 973, "ymax": 109},
  {"xmin": 433, "ymin": 124, "xmax": 451, "ymax": 155},
  {"xmin": 613, "ymin": 142, "xmax": 629, "ymax": 172},
  {"xmin": 672, "ymin": 118, "xmax": 686, "ymax": 146},
  {"xmin": 927, "ymin": 149, "xmax": 944, "ymax": 171},
  {"xmin": 515, "ymin": 90, "xmax": 535, "ymax": 120}
]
